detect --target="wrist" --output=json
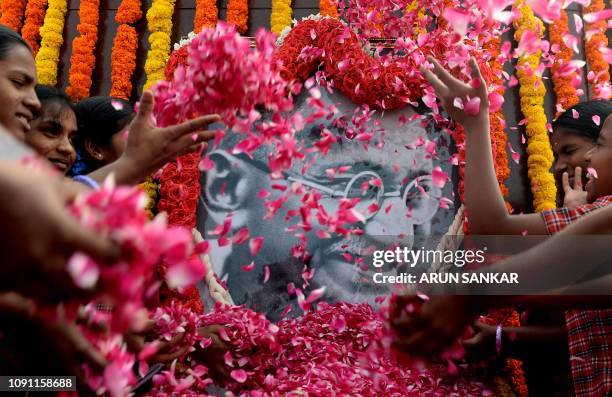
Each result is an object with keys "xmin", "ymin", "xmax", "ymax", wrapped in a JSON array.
[
  {"xmin": 96, "ymin": 155, "xmax": 143, "ymax": 186},
  {"xmin": 495, "ymin": 325, "xmax": 503, "ymax": 355}
]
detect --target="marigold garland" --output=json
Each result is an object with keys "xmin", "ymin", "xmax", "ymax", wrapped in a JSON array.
[
  {"xmin": 484, "ymin": 36, "xmax": 511, "ymax": 200},
  {"xmin": 226, "ymin": 0, "xmax": 248, "ymax": 34},
  {"xmin": 0, "ymin": 0, "xmax": 27, "ymax": 33},
  {"xmin": 109, "ymin": 0, "xmax": 142, "ymax": 100},
  {"xmin": 550, "ymin": 10, "xmax": 580, "ymax": 115},
  {"xmin": 144, "ymin": 0, "xmax": 176, "ymax": 89},
  {"xmin": 194, "ymin": 0, "xmax": 217, "ymax": 33},
  {"xmin": 513, "ymin": 0, "xmax": 556, "ymax": 212},
  {"xmin": 116, "ymin": 0, "xmax": 141, "ymax": 24},
  {"xmin": 35, "ymin": 0, "xmax": 68, "ymax": 86},
  {"xmin": 109, "ymin": 26, "xmax": 138, "ymax": 100},
  {"xmin": 140, "ymin": 177, "xmax": 158, "ymax": 221},
  {"xmin": 65, "ymin": 0, "xmax": 100, "ymax": 101},
  {"xmin": 482, "ymin": 308, "xmax": 528, "ymax": 397},
  {"xmin": 20, "ymin": 0, "xmax": 47, "ymax": 56},
  {"xmin": 584, "ymin": 0, "xmax": 611, "ymax": 100},
  {"xmin": 320, "ymin": 0, "xmax": 339, "ymax": 18},
  {"xmin": 271, "ymin": 0, "xmax": 292, "ymax": 35}
]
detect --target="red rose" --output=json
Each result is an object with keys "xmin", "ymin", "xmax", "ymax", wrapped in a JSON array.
[
  {"xmin": 296, "ymin": 62, "xmax": 314, "ymax": 80},
  {"xmin": 162, "ymin": 182, "xmax": 185, "ymax": 202},
  {"xmin": 178, "ymin": 199, "xmax": 197, "ymax": 215},
  {"xmin": 179, "ymin": 153, "xmax": 198, "ymax": 171},
  {"xmin": 168, "ymin": 208, "xmax": 194, "ymax": 227}
]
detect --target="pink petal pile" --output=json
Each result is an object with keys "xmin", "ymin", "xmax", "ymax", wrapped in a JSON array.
[{"xmin": 147, "ymin": 302, "xmax": 494, "ymax": 396}]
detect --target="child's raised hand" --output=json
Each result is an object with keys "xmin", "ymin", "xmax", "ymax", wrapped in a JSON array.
[
  {"xmin": 420, "ymin": 57, "xmax": 490, "ymax": 134},
  {"xmin": 562, "ymin": 167, "xmax": 588, "ymax": 208}
]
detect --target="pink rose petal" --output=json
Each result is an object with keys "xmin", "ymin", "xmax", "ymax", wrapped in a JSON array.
[
  {"xmin": 230, "ymin": 369, "xmax": 247, "ymax": 383},
  {"xmin": 464, "ymin": 96, "xmax": 481, "ymax": 116}
]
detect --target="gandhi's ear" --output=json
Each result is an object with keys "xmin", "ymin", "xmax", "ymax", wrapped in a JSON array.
[
  {"xmin": 406, "ymin": 175, "xmax": 443, "ymax": 225},
  {"xmin": 203, "ymin": 150, "xmax": 253, "ymax": 212}
]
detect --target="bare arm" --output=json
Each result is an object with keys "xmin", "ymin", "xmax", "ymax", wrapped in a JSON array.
[
  {"xmin": 87, "ymin": 91, "xmax": 220, "ymax": 185},
  {"xmin": 476, "ymin": 205, "xmax": 612, "ymax": 296},
  {"xmin": 392, "ymin": 205, "xmax": 612, "ymax": 355},
  {"xmin": 422, "ymin": 58, "xmax": 547, "ymax": 235},
  {"xmin": 463, "ymin": 322, "xmax": 567, "ymax": 360}
]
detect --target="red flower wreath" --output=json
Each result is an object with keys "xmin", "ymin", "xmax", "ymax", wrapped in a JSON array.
[
  {"xmin": 274, "ymin": 17, "xmax": 490, "ymax": 111},
  {"xmin": 153, "ymin": 46, "xmax": 206, "ymax": 314}
]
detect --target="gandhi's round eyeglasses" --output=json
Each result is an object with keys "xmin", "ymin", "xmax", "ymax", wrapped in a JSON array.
[{"xmin": 287, "ymin": 171, "xmax": 440, "ymax": 221}]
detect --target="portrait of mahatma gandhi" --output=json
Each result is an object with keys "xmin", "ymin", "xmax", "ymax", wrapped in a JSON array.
[{"xmin": 197, "ymin": 87, "xmax": 455, "ymax": 320}]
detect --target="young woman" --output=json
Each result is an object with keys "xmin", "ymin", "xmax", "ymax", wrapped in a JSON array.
[
  {"xmin": 418, "ymin": 57, "xmax": 612, "ymax": 397},
  {"xmin": 69, "ymin": 96, "xmax": 133, "ymax": 176},
  {"xmin": 0, "ymin": 25, "xmax": 40, "ymax": 140},
  {"xmin": 24, "ymin": 85, "xmax": 77, "ymax": 174}
]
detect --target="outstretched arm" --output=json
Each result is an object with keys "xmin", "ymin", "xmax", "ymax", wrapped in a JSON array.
[
  {"xmin": 391, "ymin": 204, "xmax": 612, "ymax": 356},
  {"xmin": 421, "ymin": 58, "xmax": 547, "ymax": 235},
  {"xmin": 88, "ymin": 91, "xmax": 220, "ymax": 185}
]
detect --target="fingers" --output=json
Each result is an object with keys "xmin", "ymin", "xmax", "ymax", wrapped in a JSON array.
[
  {"xmin": 420, "ymin": 65, "xmax": 449, "ymax": 98},
  {"xmin": 562, "ymin": 171, "xmax": 571, "ymax": 193},
  {"xmin": 461, "ymin": 334, "xmax": 480, "ymax": 349},
  {"xmin": 173, "ymin": 131, "xmax": 213, "ymax": 152},
  {"xmin": 429, "ymin": 56, "xmax": 464, "ymax": 91},
  {"xmin": 392, "ymin": 330, "xmax": 427, "ymax": 353},
  {"xmin": 136, "ymin": 91, "xmax": 154, "ymax": 122},
  {"xmin": 153, "ymin": 343, "xmax": 191, "ymax": 363},
  {"xmin": 61, "ymin": 321, "xmax": 107, "ymax": 370},
  {"xmin": 391, "ymin": 314, "xmax": 424, "ymax": 343},
  {"xmin": 574, "ymin": 167, "xmax": 583, "ymax": 189},
  {"xmin": 61, "ymin": 219, "xmax": 121, "ymax": 265},
  {"xmin": 167, "ymin": 114, "xmax": 221, "ymax": 141},
  {"xmin": 468, "ymin": 57, "xmax": 488, "ymax": 95}
]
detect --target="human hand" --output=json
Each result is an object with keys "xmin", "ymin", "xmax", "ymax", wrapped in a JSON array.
[
  {"xmin": 34, "ymin": 307, "xmax": 107, "ymax": 394},
  {"xmin": 462, "ymin": 321, "xmax": 497, "ymax": 359},
  {"xmin": 116, "ymin": 91, "xmax": 221, "ymax": 184},
  {"xmin": 122, "ymin": 319, "xmax": 192, "ymax": 364},
  {"xmin": 391, "ymin": 294, "xmax": 479, "ymax": 356},
  {"xmin": 192, "ymin": 325, "xmax": 231, "ymax": 381},
  {"xmin": 420, "ymin": 57, "xmax": 490, "ymax": 135},
  {"xmin": 562, "ymin": 167, "xmax": 588, "ymax": 208},
  {"xmin": 0, "ymin": 160, "xmax": 120, "ymax": 300}
]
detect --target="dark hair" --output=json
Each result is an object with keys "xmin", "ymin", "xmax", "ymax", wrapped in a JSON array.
[
  {"xmin": 74, "ymin": 96, "xmax": 133, "ymax": 146},
  {"xmin": 35, "ymin": 85, "xmax": 73, "ymax": 111},
  {"xmin": 69, "ymin": 97, "xmax": 134, "ymax": 175},
  {"xmin": 553, "ymin": 100, "xmax": 612, "ymax": 142},
  {"xmin": 0, "ymin": 24, "xmax": 30, "ymax": 60}
]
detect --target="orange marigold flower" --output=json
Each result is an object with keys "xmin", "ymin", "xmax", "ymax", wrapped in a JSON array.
[
  {"xmin": 110, "ymin": 24, "xmax": 139, "ymax": 100},
  {"xmin": 194, "ymin": 0, "xmax": 217, "ymax": 32},
  {"xmin": 21, "ymin": 0, "xmax": 48, "ymax": 55},
  {"xmin": 0, "ymin": 0, "xmax": 27, "ymax": 33},
  {"xmin": 116, "ymin": 0, "xmax": 142, "ymax": 25},
  {"xmin": 66, "ymin": 0, "xmax": 100, "ymax": 101},
  {"xmin": 226, "ymin": 0, "xmax": 248, "ymax": 34}
]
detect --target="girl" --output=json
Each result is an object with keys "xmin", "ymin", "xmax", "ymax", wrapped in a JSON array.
[
  {"xmin": 0, "ymin": 25, "xmax": 40, "ymax": 140},
  {"xmin": 420, "ymin": 57, "xmax": 612, "ymax": 397},
  {"xmin": 24, "ymin": 85, "xmax": 78, "ymax": 174},
  {"xmin": 552, "ymin": 100, "xmax": 612, "ymax": 208},
  {"xmin": 69, "ymin": 96, "xmax": 133, "ymax": 176}
]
